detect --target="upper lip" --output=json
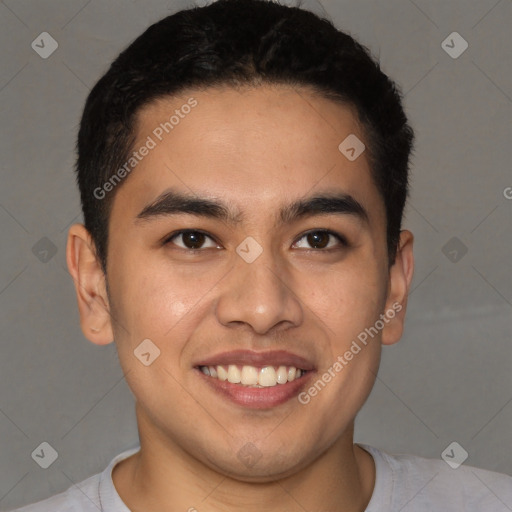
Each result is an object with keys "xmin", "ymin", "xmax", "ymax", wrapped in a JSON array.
[{"xmin": 195, "ymin": 350, "xmax": 316, "ymax": 371}]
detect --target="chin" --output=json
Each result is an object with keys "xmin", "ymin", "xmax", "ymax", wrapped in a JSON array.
[{"xmin": 198, "ymin": 440, "xmax": 314, "ymax": 482}]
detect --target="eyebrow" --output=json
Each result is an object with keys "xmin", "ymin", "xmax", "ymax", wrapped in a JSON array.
[{"xmin": 135, "ymin": 188, "xmax": 370, "ymax": 227}]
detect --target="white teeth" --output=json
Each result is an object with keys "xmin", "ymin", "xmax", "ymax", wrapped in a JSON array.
[
  {"xmin": 200, "ymin": 364, "xmax": 306, "ymax": 387},
  {"xmin": 259, "ymin": 366, "xmax": 277, "ymax": 387},
  {"xmin": 240, "ymin": 365, "xmax": 258, "ymax": 385},
  {"xmin": 227, "ymin": 365, "xmax": 241, "ymax": 384},
  {"xmin": 276, "ymin": 365, "xmax": 288, "ymax": 384}
]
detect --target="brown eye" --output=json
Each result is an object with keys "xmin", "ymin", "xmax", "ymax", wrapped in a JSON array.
[
  {"xmin": 181, "ymin": 232, "xmax": 206, "ymax": 249},
  {"xmin": 294, "ymin": 230, "xmax": 347, "ymax": 250},
  {"xmin": 166, "ymin": 230, "xmax": 218, "ymax": 250},
  {"xmin": 307, "ymin": 232, "xmax": 330, "ymax": 249}
]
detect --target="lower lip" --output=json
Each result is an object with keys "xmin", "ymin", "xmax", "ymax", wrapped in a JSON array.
[{"xmin": 196, "ymin": 369, "xmax": 314, "ymax": 409}]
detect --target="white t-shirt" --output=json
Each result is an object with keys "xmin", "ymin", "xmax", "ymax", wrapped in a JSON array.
[{"xmin": 8, "ymin": 444, "xmax": 512, "ymax": 511}]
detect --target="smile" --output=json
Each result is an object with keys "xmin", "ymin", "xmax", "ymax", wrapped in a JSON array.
[
  {"xmin": 198, "ymin": 364, "xmax": 306, "ymax": 387},
  {"xmin": 194, "ymin": 349, "xmax": 316, "ymax": 408}
]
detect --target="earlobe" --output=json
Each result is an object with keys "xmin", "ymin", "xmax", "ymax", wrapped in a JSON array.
[
  {"xmin": 66, "ymin": 223, "xmax": 114, "ymax": 345},
  {"xmin": 381, "ymin": 229, "xmax": 414, "ymax": 346}
]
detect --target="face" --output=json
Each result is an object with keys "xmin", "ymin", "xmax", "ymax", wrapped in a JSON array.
[{"xmin": 71, "ymin": 84, "xmax": 412, "ymax": 481}]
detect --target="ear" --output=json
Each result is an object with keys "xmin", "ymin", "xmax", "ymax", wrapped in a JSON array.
[
  {"xmin": 381, "ymin": 229, "xmax": 414, "ymax": 346},
  {"xmin": 66, "ymin": 223, "xmax": 114, "ymax": 345}
]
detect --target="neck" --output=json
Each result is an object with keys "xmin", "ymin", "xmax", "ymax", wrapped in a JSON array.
[{"xmin": 112, "ymin": 406, "xmax": 375, "ymax": 512}]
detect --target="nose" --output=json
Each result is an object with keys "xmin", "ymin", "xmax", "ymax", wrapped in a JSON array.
[{"xmin": 215, "ymin": 246, "xmax": 303, "ymax": 335}]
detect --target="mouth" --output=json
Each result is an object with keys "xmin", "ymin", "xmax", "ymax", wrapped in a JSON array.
[
  {"xmin": 197, "ymin": 364, "xmax": 307, "ymax": 387},
  {"xmin": 193, "ymin": 350, "xmax": 315, "ymax": 409}
]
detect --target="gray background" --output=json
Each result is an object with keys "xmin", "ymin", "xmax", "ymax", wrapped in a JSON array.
[{"xmin": 0, "ymin": 0, "xmax": 510, "ymax": 509}]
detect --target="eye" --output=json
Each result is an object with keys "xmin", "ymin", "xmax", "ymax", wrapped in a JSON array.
[
  {"xmin": 163, "ymin": 229, "xmax": 348, "ymax": 252},
  {"xmin": 165, "ymin": 230, "xmax": 219, "ymax": 250},
  {"xmin": 293, "ymin": 230, "xmax": 348, "ymax": 250}
]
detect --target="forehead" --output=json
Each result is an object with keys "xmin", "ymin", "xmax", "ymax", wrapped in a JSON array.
[{"xmin": 111, "ymin": 84, "xmax": 384, "ymax": 229}]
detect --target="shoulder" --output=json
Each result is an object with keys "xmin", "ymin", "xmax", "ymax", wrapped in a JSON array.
[
  {"xmin": 5, "ymin": 473, "xmax": 101, "ymax": 512},
  {"xmin": 6, "ymin": 445, "xmax": 140, "ymax": 512},
  {"xmin": 360, "ymin": 444, "xmax": 512, "ymax": 512}
]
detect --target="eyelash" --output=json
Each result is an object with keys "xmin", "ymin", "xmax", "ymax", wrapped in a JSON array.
[{"xmin": 163, "ymin": 229, "xmax": 349, "ymax": 252}]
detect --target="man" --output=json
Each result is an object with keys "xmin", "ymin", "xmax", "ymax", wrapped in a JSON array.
[{"xmin": 11, "ymin": 0, "xmax": 512, "ymax": 510}]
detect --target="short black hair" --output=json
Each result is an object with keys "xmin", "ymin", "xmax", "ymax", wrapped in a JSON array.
[{"xmin": 76, "ymin": 0, "xmax": 414, "ymax": 273}]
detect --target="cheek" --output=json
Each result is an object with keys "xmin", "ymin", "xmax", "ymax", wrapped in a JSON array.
[
  {"xmin": 303, "ymin": 258, "xmax": 386, "ymax": 332},
  {"xmin": 296, "ymin": 270, "xmax": 385, "ymax": 441},
  {"xmin": 107, "ymin": 263, "xmax": 209, "ymax": 406},
  {"xmin": 109, "ymin": 256, "xmax": 213, "ymax": 338}
]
